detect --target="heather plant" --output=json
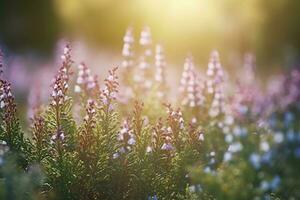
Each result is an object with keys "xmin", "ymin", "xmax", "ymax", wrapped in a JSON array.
[{"xmin": 0, "ymin": 27, "xmax": 299, "ymax": 200}]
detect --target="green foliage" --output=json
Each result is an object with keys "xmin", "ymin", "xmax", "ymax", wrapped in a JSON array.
[{"xmin": 0, "ymin": 46, "xmax": 299, "ymax": 200}]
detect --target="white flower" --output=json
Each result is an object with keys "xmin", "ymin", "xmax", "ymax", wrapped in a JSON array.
[
  {"xmin": 225, "ymin": 115, "xmax": 234, "ymax": 125},
  {"xmin": 59, "ymin": 133, "xmax": 65, "ymax": 140},
  {"xmin": 189, "ymin": 101, "xmax": 195, "ymax": 107},
  {"xmin": 198, "ymin": 133, "xmax": 204, "ymax": 141},
  {"xmin": 225, "ymin": 134, "xmax": 233, "ymax": 143},
  {"xmin": 77, "ymin": 71, "xmax": 83, "ymax": 78},
  {"xmin": 189, "ymin": 185, "xmax": 196, "ymax": 192},
  {"xmin": 191, "ymin": 117, "xmax": 197, "ymax": 124},
  {"xmin": 63, "ymin": 47, "xmax": 70, "ymax": 54},
  {"xmin": 0, "ymin": 101, "xmax": 5, "ymax": 108},
  {"xmin": 51, "ymin": 91, "xmax": 57, "ymax": 97},
  {"xmin": 57, "ymin": 90, "xmax": 63, "ymax": 96},
  {"xmin": 260, "ymin": 141, "xmax": 270, "ymax": 152},
  {"xmin": 274, "ymin": 132, "xmax": 284, "ymax": 143},
  {"xmin": 107, "ymin": 75, "xmax": 114, "ymax": 81},
  {"xmin": 51, "ymin": 134, "xmax": 57, "ymax": 141},
  {"xmin": 228, "ymin": 142, "xmax": 243, "ymax": 153},
  {"xmin": 74, "ymin": 85, "xmax": 81, "ymax": 93},
  {"xmin": 78, "ymin": 64, "xmax": 84, "ymax": 70},
  {"xmin": 51, "ymin": 100, "xmax": 57, "ymax": 106},
  {"xmin": 113, "ymin": 153, "xmax": 119, "ymax": 159},
  {"xmin": 146, "ymin": 146, "xmax": 152, "ymax": 153},
  {"xmin": 207, "ymin": 87, "xmax": 214, "ymax": 94}
]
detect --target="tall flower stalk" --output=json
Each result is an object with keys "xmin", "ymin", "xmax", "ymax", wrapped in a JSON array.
[
  {"xmin": 154, "ymin": 44, "xmax": 168, "ymax": 99},
  {"xmin": 179, "ymin": 56, "xmax": 205, "ymax": 121},
  {"xmin": 135, "ymin": 26, "xmax": 153, "ymax": 91},
  {"xmin": 0, "ymin": 49, "xmax": 29, "ymax": 168}
]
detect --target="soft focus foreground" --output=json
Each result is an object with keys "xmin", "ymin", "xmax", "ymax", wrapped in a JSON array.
[{"xmin": 0, "ymin": 28, "xmax": 300, "ymax": 200}]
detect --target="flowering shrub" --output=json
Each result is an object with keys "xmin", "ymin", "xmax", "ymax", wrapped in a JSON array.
[{"xmin": 0, "ymin": 27, "xmax": 299, "ymax": 200}]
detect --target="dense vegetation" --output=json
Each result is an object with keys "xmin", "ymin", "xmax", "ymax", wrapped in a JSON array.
[{"xmin": 0, "ymin": 28, "xmax": 299, "ymax": 200}]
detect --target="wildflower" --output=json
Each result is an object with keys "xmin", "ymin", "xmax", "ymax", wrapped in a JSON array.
[
  {"xmin": 83, "ymin": 99, "xmax": 97, "ymax": 126},
  {"xmin": 243, "ymin": 53, "xmax": 256, "ymax": 84},
  {"xmin": 165, "ymin": 103, "xmax": 185, "ymax": 132},
  {"xmin": 135, "ymin": 26, "xmax": 154, "ymax": 90},
  {"xmin": 0, "ymin": 101, "xmax": 4, "ymax": 108},
  {"xmin": 150, "ymin": 118, "xmax": 165, "ymax": 151},
  {"xmin": 270, "ymin": 176, "xmax": 281, "ymax": 190},
  {"xmin": 191, "ymin": 117, "xmax": 197, "ymax": 124},
  {"xmin": 287, "ymin": 129, "xmax": 296, "ymax": 141},
  {"xmin": 249, "ymin": 153, "xmax": 261, "ymax": 169},
  {"xmin": 113, "ymin": 152, "xmax": 119, "ymax": 159},
  {"xmin": 154, "ymin": 44, "xmax": 168, "ymax": 98},
  {"xmin": 122, "ymin": 27, "xmax": 135, "ymax": 70},
  {"xmin": 228, "ymin": 142, "xmax": 243, "ymax": 153},
  {"xmin": 146, "ymin": 146, "xmax": 152, "ymax": 153},
  {"xmin": 154, "ymin": 44, "xmax": 166, "ymax": 82},
  {"xmin": 51, "ymin": 129, "xmax": 65, "ymax": 144},
  {"xmin": 139, "ymin": 26, "xmax": 152, "ymax": 48},
  {"xmin": 117, "ymin": 119, "xmax": 135, "ymax": 154},
  {"xmin": 100, "ymin": 67, "xmax": 119, "ymax": 109},
  {"xmin": 224, "ymin": 151, "xmax": 232, "ymax": 162},
  {"xmin": 224, "ymin": 115, "xmax": 234, "ymax": 125},
  {"xmin": 179, "ymin": 56, "xmax": 205, "ymax": 108},
  {"xmin": 161, "ymin": 142, "xmax": 174, "ymax": 151},
  {"xmin": 198, "ymin": 131, "xmax": 204, "ymax": 141},
  {"xmin": 260, "ymin": 181, "xmax": 269, "ymax": 191},
  {"xmin": 0, "ymin": 50, "xmax": 3, "ymax": 77},
  {"xmin": 74, "ymin": 63, "xmax": 99, "ymax": 95},
  {"xmin": 233, "ymin": 126, "xmax": 242, "ymax": 136},
  {"xmin": 0, "ymin": 80, "xmax": 17, "ymax": 124},
  {"xmin": 0, "ymin": 140, "xmax": 9, "ymax": 155},
  {"xmin": 148, "ymin": 195, "xmax": 158, "ymax": 200},
  {"xmin": 231, "ymin": 55, "xmax": 266, "ymax": 120},
  {"xmin": 50, "ymin": 44, "xmax": 73, "ymax": 107},
  {"xmin": 225, "ymin": 134, "xmax": 233, "ymax": 143},
  {"xmin": 204, "ymin": 166, "xmax": 212, "ymax": 174},
  {"xmin": 260, "ymin": 141, "xmax": 270, "ymax": 152},
  {"xmin": 189, "ymin": 185, "xmax": 196, "ymax": 193},
  {"xmin": 208, "ymin": 86, "xmax": 226, "ymax": 118},
  {"xmin": 206, "ymin": 50, "xmax": 224, "ymax": 94},
  {"xmin": 273, "ymin": 132, "xmax": 284, "ymax": 143}
]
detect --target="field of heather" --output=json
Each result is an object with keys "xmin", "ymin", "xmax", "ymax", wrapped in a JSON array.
[{"xmin": 1, "ymin": 1, "xmax": 300, "ymax": 200}]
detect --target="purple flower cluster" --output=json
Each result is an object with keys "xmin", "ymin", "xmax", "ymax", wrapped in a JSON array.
[
  {"xmin": 122, "ymin": 27, "xmax": 135, "ymax": 71},
  {"xmin": 154, "ymin": 44, "xmax": 167, "ymax": 98},
  {"xmin": 100, "ymin": 67, "xmax": 119, "ymax": 109},
  {"xmin": 116, "ymin": 119, "xmax": 135, "ymax": 154},
  {"xmin": 50, "ymin": 45, "xmax": 73, "ymax": 106},
  {"xmin": 74, "ymin": 63, "xmax": 98, "ymax": 95},
  {"xmin": 179, "ymin": 56, "xmax": 205, "ymax": 108}
]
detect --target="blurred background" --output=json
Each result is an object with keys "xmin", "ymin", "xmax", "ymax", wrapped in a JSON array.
[
  {"xmin": 1, "ymin": 0, "xmax": 300, "ymax": 69},
  {"xmin": 1, "ymin": 0, "xmax": 300, "ymax": 104}
]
